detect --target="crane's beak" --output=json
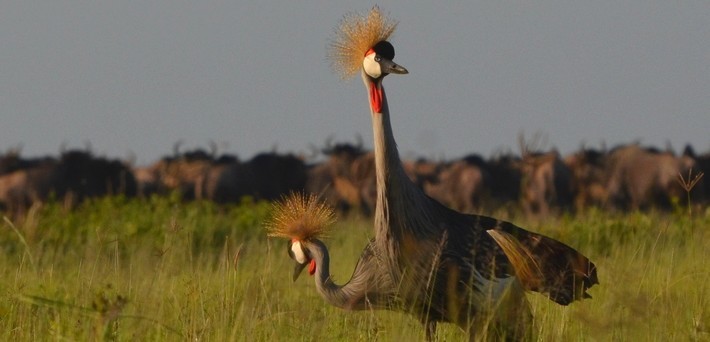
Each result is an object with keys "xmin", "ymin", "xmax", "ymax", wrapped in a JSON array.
[
  {"xmin": 292, "ymin": 259, "xmax": 317, "ymax": 281},
  {"xmin": 292, "ymin": 262, "xmax": 308, "ymax": 281},
  {"xmin": 380, "ymin": 58, "xmax": 408, "ymax": 75}
]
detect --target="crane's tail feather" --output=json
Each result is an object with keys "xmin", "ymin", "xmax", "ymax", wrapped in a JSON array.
[{"xmin": 487, "ymin": 228, "xmax": 598, "ymax": 305}]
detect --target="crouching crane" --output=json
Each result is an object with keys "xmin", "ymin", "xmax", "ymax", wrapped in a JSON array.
[
  {"xmin": 266, "ymin": 193, "xmax": 397, "ymax": 311},
  {"xmin": 324, "ymin": 6, "xmax": 598, "ymax": 341}
]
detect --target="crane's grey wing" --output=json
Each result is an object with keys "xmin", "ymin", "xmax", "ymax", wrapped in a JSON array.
[{"xmin": 478, "ymin": 217, "xmax": 599, "ymax": 305}]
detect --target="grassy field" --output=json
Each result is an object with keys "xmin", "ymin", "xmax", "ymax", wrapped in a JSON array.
[{"xmin": 1, "ymin": 196, "xmax": 708, "ymax": 341}]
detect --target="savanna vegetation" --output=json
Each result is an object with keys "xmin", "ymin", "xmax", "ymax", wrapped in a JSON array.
[{"xmin": 1, "ymin": 195, "xmax": 708, "ymax": 341}]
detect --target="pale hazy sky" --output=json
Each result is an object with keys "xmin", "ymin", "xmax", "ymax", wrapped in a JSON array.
[{"xmin": 1, "ymin": 2, "xmax": 708, "ymax": 165}]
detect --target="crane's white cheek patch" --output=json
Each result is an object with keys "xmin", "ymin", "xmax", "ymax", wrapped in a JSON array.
[
  {"xmin": 363, "ymin": 54, "xmax": 382, "ymax": 79},
  {"xmin": 290, "ymin": 241, "xmax": 308, "ymax": 264}
]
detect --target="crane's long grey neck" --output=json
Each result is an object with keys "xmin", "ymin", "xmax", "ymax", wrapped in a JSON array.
[
  {"xmin": 363, "ymin": 72, "xmax": 436, "ymax": 267},
  {"xmin": 307, "ymin": 239, "xmax": 371, "ymax": 310}
]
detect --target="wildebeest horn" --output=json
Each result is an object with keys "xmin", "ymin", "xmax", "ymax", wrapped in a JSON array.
[
  {"xmin": 323, "ymin": 135, "xmax": 335, "ymax": 154},
  {"xmin": 125, "ymin": 150, "xmax": 137, "ymax": 167},
  {"xmin": 307, "ymin": 143, "xmax": 320, "ymax": 161},
  {"xmin": 173, "ymin": 140, "xmax": 184, "ymax": 157},
  {"xmin": 355, "ymin": 133, "xmax": 363, "ymax": 151},
  {"xmin": 682, "ymin": 144, "xmax": 696, "ymax": 158},
  {"xmin": 5, "ymin": 144, "xmax": 23, "ymax": 157},
  {"xmin": 518, "ymin": 132, "xmax": 529, "ymax": 158},
  {"xmin": 209, "ymin": 140, "xmax": 218, "ymax": 158},
  {"xmin": 664, "ymin": 140, "xmax": 674, "ymax": 154}
]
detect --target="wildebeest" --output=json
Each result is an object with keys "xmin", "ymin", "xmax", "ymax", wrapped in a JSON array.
[
  {"xmin": 484, "ymin": 153, "xmax": 523, "ymax": 212},
  {"xmin": 564, "ymin": 148, "xmax": 608, "ymax": 210},
  {"xmin": 141, "ymin": 145, "xmax": 307, "ymax": 203},
  {"xmin": 195, "ymin": 152, "xmax": 308, "ymax": 204},
  {"xmin": 605, "ymin": 144, "xmax": 696, "ymax": 210},
  {"xmin": 402, "ymin": 157, "xmax": 441, "ymax": 188},
  {"xmin": 139, "ymin": 147, "xmax": 214, "ymax": 200},
  {"xmin": 132, "ymin": 165, "xmax": 161, "ymax": 197},
  {"xmin": 422, "ymin": 156, "xmax": 490, "ymax": 214},
  {"xmin": 305, "ymin": 140, "xmax": 369, "ymax": 213},
  {"xmin": 519, "ymin": 150, "xmax": 574, "ymax": 217},
  {"xmin": 349, "ymin": 152, "xmax": 379, "ymax": 215},
  {"xmin": 247, "ymin": 152, "xmax": 308, "ymax": 201},
  {"xmin": 0, "ymin": 149, "xmax": 54, "ymax": 176},
  {"xmin": 194, "ymin": 155, "xmax": 251, "ymax": 203},
  {"xmin": 0, "ymin": 158, "xmax": 60, "ymax": 217},
  {"xmin": 0, "ymin": 150, "xmax": 137, "ymax": 218},
  {"xmin": 60, "ymin": 150, "xmax": 137, "ymax": 202}
]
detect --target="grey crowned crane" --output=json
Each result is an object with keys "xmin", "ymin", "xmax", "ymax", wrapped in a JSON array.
[{"xmin": 272, "ymin": 7, "xmax": 598, "ymax": 341}]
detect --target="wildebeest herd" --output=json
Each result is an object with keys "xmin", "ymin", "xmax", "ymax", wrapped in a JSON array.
[{"xmin": 0, "ymin": 140, "xmax": 707, "ymax": 219}]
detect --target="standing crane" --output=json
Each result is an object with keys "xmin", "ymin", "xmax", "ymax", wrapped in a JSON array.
[{"xmin": 325, "ymin": 6, "xmax": 598, "ymax": 341}]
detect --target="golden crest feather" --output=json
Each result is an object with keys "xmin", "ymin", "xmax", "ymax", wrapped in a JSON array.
[
  {"xmin": 265, "ymin": 192, "xmax": 336, "ymax": 241},
  {"xmin": 327, "ymin": 6, "xmax": 398, "ymax": 79}
]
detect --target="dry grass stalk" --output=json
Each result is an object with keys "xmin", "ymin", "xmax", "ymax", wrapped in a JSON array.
[{"xmin": 677, "ymin": 168, "xmax": 704, "ymax": 216}]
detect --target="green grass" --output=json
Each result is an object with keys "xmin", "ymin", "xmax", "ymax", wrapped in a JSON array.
[{"xmin": 1, "ymin": 197, "xmax": 709, "ymax": 341}]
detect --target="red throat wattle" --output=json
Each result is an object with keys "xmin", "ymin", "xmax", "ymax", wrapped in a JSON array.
[
  {"xmin": 369, "ymin": 81, "xmax": 383, "ymax": 113},
  {"xmin": 308, "ymin": 259, "xmax": 316, "ymax": 275},
  {"xmin": 365, "ymin": 48, "xmax": 383, "ymax": 113}
]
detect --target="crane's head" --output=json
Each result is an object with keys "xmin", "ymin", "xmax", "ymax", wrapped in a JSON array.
[
  {"xmin": 265, "ymin": 192, "xmax": 335, "ymax": 281},
  {"xmin": 328, "ymin": 6, "xmax": 408, "ymax": 80},
  {"xmin": 363, "ymin": 41, "xmax": 408, "ymax": 80},
  {"xmin": 288, "ymin": 239, "xmax": 316, "ymax": 281}
]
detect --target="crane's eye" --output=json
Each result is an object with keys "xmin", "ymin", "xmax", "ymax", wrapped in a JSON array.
[{"xmin": 374, "ymin": 56, "xmax": 381, "ymax": 62}]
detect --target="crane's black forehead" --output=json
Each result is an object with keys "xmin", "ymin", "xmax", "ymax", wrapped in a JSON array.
[{"xmin": 373, "ymin": 41, "xmax": 395, "ymax": 60}]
